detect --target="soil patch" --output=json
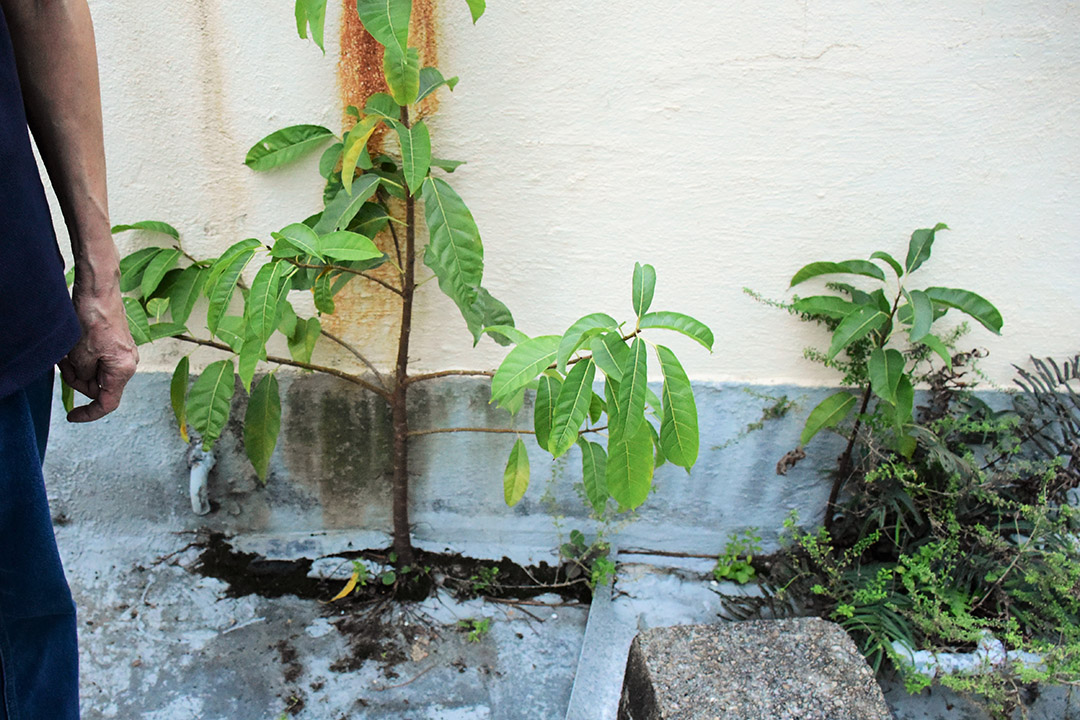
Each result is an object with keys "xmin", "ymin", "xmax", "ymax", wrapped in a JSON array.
[{"xmin": 194, "ymin": 533, "xmax": 594, "ymax": 605}]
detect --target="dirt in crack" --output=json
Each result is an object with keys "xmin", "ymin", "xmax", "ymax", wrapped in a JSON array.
[{"xmin": 195, "ymin": 533, "xmax": 594, "ymax": 605}]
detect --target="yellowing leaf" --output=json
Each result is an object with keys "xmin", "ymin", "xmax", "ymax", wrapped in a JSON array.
[{"xmin": 329, "ymin": 569, "xmax": 360, "ymax": 602}]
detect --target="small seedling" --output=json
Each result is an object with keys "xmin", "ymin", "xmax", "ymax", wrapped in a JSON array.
[
  {"xmin": 469, "ymin": 566, "xmax": 499, "ymax": 594},
  {"xmin": 457, "ymin": 617, "xmax": 491, "ymax": 643},
  {"xmin": 713, "ymin": 529, "xmax": 762, "ymax": 585}
]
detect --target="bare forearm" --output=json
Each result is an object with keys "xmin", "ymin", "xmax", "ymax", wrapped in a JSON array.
[{"xmin": 1, "ymin": 0, "xmax": 115, "ymax": 293}]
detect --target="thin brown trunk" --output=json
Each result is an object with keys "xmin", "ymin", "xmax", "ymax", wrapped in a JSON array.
[
  {"xmin": 825, "ymin": 383, "xmax": 873, "ymax": 534},
  {"xmin": 390, "ymin": 106, "xmax": 417, "ymax": 566}
]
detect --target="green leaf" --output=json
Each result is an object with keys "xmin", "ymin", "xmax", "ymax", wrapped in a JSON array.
[
  {"xmin": 246, "ymin": 261, "xmax": 288, "ymax": 343},
  {"xmin": 870, "ymin": 250, "xmax": 903, "ymax": 278},
  {"xmin": 465, "ymin": 0, "xmax": 485, "ymax": 22},
  {"xmin": 364, "ymin": 93, "xmax": 400, "ymax": 120},
  {"xmin": 171, "ymin": 356, "xmax": 190, "ymax": 443},
  {"xmin": 826, "ymin": 306, "xmax": 888, "ymax": 361},
  {"xmin": 138, "ymin": 248, "xmax": 181, "ymax": 298},
  {"xmin": 61, "ymin": 378, "xmax": 74, "ymax": 414},
  {"xmin": 123, "ymin": 297, "xmax": 151, "ymax": 345},
  {"xmin": 924, "ymin": 287, "xmax": 1003, "ymax": 334},
  {"xmin": 356, "ymin": 0, "xmax": 411, "ymax": 53},
  {"xmin": 905, "ymin": 223, "xmax": 948, "ymax": 274},
  {"xmin": 604, "ymin": 378, "xmax": 623, "ymax": 438},
  {"xmin": 894, "ymin": 375, "xmax": 911, "ymax": 431},
  {"xmin": 792, "ymin": 295, "xmax": 859, "ymax": 320},
  {"xmin": 549, "ymin": 360, "xmax": 596, "ymax": 458},
  {"xmin": 382, "ymin": 44, "xmax": 420, "ymax": 106},
  {"xmin": 647, "ymin": 421, "xmax": 666, "ymax": 469},
  {"xmin": 503, "ymin": 437, "xmax": 530, "ymax": 506},
  {"xmin": 119, "ymin": 247, "xmax": 163, "ymax": 293},
  {"xmin": 313, "ymin": 274, "xmax": 335, "ymax": 314},
  {"xmin": 588, "ymin": 392, "xmax": 604, "ymax": 425},
  {"xmin": 215, "ymin": 316, "xmax": 246, "ymax": 352},
  {"xmin": 606, "ymin": 422, "xmax": 654, "ymax": 511},
  {"xmin": 869, "ymin": 288, "xmax": 891, "ymax": 314},
  {"xmin": 341, "ymin": 116, "xmax": 383, "ymax": 195},
  {"xmin": 112, "ymin": 221, "xmax": 180, "ymax": 239},
  {"xmin": 188, "ymin": 360, "xmax": 236, "ymax": 450},
  {"xmin": 315, "ymin": 175, "xmax": 383, "ymax": 235},
  {"xmin": 396, "ymin": 121, "xmax": 431, "ymax": 195},
  {"xmin": 656, "ymin": 345, "xmax": 698, "ymax": 468},
  {"xmin": 533, "ymin": 373, "xmax": 562, "ymax": 452},
  {"xmin": 278, "ymin": 299, "xmax": 299, "ymax": 337},
  {"xmin": 205, "ymin": 238, "xmax": 262, "ymax": 290},
  {"xmin": 490, "ymin": 335, "xmax": 560, "ymax": 406},
  {"xmin": 481, "ymin": 324, "xmax": 530, "ymax": 346},
  {"xmin": 273, "ymin": 222, "xmax": 323, "ymax": 260},
  {"xmin": 295, "ymin": 0, "xmax": 327, "ymax": 50},
  {"xmin": 632, "ymin": 262, "xmax": 656, "ymax": 317},
  {"xmin": 318, "ymin": 231, "xmax": 383, "ymax": 262},
  {"xmin": 431, "ymin": 157, "xmax": 466, "ymax": 172},
  {"xmin": 206, "ymin": 244, "xmax": 258, "ymax": 337},
  {"xmin": 894, "ymin": 375, "xmax": 914, "ymax": 427},
  {"xmin": 868, "ymin": 348, "xmax": 905, "ymax": 406},
  {"xmin": 245, "ymin": 125, "xmax": 335, "ymax": 171},
  {"xmin": 319, "ymin": 142, "xmax": 343, "ymax": 179},
  {"xmin": 167, "ymin": 265, "xmax": 206, "ymax": 325},
  {"xmin": 454, "ymin": 289, "xmax": 514, "ymax": 347},
  {"xmin": 148, "ymin": 322, "xmax": 187, "ymax": 341},
  {"xmin": 613, "ymin": 338, "xmax": 647, "ymax": 443},
  {"xmin": 245, "ymin": 374, "xmax": 282, "ymax": 482},
  {"xmin": 502, "ymin": 386, "xmax": 527, "ymax": 417},
  {"xmin": 417, "ymin": 67, "xmax": 459, "ymax": 102},
  {"xmin": 789, "ymin": 260, "xmax": 886, "ymax": 288},
  {"xmin": 347, "ymin": 202, "xmax": 392, "ymax": 238},
  {"xmin": 920, "ymin": 334, "xmax": 952, "ymax": 370},
  {"xmin": 146, "ymin": 296, "xmax": 169, "ymax": 321},
  {"xmin": 801, "ymin": 391, "xmax": 857, "ymax": 445},
  {"xmin": 590, "ymin": 332, "xmax": 631, "ymax": 381},
  {"xmin": 288, "ymin": 317, "xmax": 321, "ymax": 364},
  {"xmin": 578, "ymin": 438, "xmax": 608, "ymax": 514},
  {"xmin": 421, "ymin": 177, "xmax": 485, "ymax": 329},
  {"xmin": 237, "ymin": 330, "xmax": 263, "ymax": 393},
  {"xmin": 907, "ymin": 289, "xmax": 934, "ymax": 342},
  {"xmin": 637, "ymin": 311, "xmax": 714, "ymax": 351},
  {"xmin": 557, "ymin": 313, "xmax": 618, "ymax": 374}
]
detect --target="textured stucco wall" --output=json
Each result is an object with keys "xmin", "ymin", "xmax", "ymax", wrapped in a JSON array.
[{"xmin": 38, "ymin": 0, "xmax": 1080, "ymax": 385}]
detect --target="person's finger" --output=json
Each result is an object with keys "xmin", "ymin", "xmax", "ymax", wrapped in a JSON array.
[
  {"xmin": 58, "ymin": 355, "xmax": 97, "ymax": 398},
  {"xmin": 67, "ymin": 398, "xmax": 106, "ymax": 423},
  {"xmin": 67, "ymin": 356, "xmax": 135, "ymax": 423}
]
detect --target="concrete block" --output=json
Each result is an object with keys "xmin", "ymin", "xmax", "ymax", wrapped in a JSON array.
[{"xmin": 618, "ymin": 618, "xmax": 893, "ymax": 720}]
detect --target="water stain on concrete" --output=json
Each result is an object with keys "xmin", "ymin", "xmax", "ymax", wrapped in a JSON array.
[{"xmin": 282, "ymin": 376, "xmax": 395, "ymax": 528}]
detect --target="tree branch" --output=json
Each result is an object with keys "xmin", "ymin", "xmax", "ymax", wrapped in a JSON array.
[
  {"xmin": 408, "ymin": 425, "xmax": 607, "ymax": 438},
  {"xmin": 321, "ymin": 329, "xmax": 390, "ymax": 391},
  {"xmin": 285, "ymin": 259, "xmax": 402, "ymax": 296},
  {"xmin": 550, "ymin": 329, "xmax": 641, "ymax": 371},
  {"xmin": 405, "ymin": 369, "xmax": 494, "ymax": 385},
  {"xmin": 173, "ymin": 334, "xmax": 392, "ymax": 402},
  {"xmin": 387, "ymin": 219, "xmax": 404, "ymax": 271}
]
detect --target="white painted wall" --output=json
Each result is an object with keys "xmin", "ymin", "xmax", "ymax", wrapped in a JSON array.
[{"xmin": 45, "ymin": 0, "xmax": 1080, "ymax": 385}]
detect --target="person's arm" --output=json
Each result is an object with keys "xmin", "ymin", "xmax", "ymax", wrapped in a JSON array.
[{"xmin": 1, "ymin": 0, "xmax": 137, "ymax": 422}]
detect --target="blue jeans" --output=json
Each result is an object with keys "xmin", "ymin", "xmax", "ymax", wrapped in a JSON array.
[{"xmin": 0, "ymin": 370, "xmax": 79, "ymax": 720}]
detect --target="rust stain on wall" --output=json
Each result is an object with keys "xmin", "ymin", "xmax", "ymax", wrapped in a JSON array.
[
  {"xmin": 338, "ymin": 0, "xmax": 441, "ymax": 142},
  {"xmin": 324, "ymin": 0, "xmax": 442, "ymax": 371}
]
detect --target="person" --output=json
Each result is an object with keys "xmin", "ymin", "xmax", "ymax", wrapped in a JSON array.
[{"xmin": 0, "ymin": 1, "xmax": 137, "ymax": 717}]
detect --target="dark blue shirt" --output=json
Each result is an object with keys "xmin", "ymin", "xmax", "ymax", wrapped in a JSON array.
[{"xmin": 0, "ymin": 5, "xmax": 82, "ymax": 399}]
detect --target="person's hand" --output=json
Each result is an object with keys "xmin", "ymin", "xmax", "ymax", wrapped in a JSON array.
[{"xmin": 58, "ymin": 283, "xmax": 139, "ymax": 422}]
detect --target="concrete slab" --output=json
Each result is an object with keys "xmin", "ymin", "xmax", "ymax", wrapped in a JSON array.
[{"xmin": 618, "ymin": 618, "xmax": 893, "ymax": 720}]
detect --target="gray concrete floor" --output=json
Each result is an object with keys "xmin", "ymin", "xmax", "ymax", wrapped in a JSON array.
[{"xmin": 59, "ymin": 528, "xmax": 1078, "ymax": 720}]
